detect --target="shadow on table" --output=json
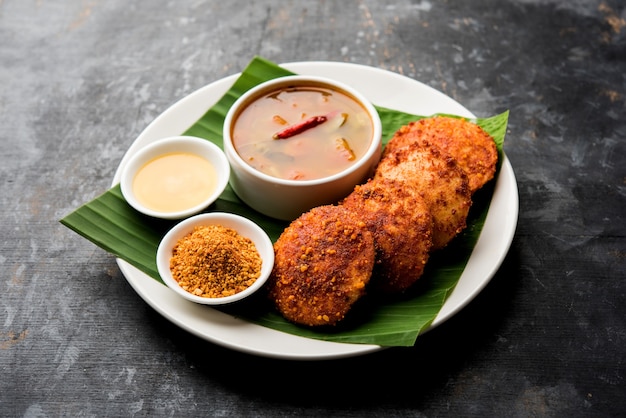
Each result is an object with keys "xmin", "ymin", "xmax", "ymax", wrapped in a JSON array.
[{"xmin": 147, "ymin": 244, "xmax": 521, "ymax": 409}]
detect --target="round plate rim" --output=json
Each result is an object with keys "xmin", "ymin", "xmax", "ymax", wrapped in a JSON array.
[{"xmin": 112, "ymin": 61, "xmax": 518, "ymax": 360}]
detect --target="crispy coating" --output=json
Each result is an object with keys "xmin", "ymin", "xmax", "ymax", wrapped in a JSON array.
[
  {"xmin": 267, "ymin": 205, "xmax": 375, "ymax": 326},
  {"xmin": 267, "ymin": 116, "xmax": 496, "ymax": 325},
  {"xmin": 341, "ymin": 178, "xmax": 433, "ymax": 293},
  {"xmin": 384, "ymin": 116, "xmax": 498, "ymax": 193},
  {"xmin": 374, "ymin": 141, "xmax": 472, "ymax": 250}
]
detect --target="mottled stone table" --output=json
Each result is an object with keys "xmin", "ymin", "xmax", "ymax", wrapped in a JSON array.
[{"xmin": 1, "ymin": 1, "xmax": 624, "ymax": 416}]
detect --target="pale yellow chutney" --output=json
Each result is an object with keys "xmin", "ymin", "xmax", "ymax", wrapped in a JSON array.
[{"xmin": 132, "ymin": 152, "xmax": 217, "ymax": 213}]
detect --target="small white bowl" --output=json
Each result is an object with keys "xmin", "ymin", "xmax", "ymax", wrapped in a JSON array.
[
  {"xmin": 223, "ymin": 75, "xmax": 382, "ymax": 221},
  {"xmin": 120, "ymin": 136, "xmax": 230, "ymax": 219},
  {"xmin": 156, "ymin": 212, "xmax": 275, "ymax": 305}
]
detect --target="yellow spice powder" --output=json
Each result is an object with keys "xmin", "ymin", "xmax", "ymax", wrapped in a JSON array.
[{"xmin": 169, "ymin": 224, "xmax": 262, "ymax": 298}]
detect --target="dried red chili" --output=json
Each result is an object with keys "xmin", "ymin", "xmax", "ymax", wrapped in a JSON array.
[{"xmin": 272, "ymin": 115, "xmax": 327, "ymax": 139}]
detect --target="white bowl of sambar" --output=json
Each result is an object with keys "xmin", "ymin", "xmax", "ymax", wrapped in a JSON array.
[{"xmin": 223, "ymin": 75, "xmax": 382, "ymax": 221}]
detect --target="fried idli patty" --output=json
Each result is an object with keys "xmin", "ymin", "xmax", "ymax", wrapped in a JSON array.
[
  {"xmin": 267, "ymin": 205, "xmax": 375, "ymax": 326},
  {"xmin": 341, "ymin": 178, "xmax": 433, "ymax": 294},
  {"xmin": 384, "ymin": 116, "xmax": 498, "ymax": 193},
  {"xmin": 374, "ymin": 142, "xmax": 471, "ymax": 250}
]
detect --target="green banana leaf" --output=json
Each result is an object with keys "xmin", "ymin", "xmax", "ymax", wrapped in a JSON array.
[{"xmin": 61, "ymin": 56, "xmax": 508, "ymax": 347}]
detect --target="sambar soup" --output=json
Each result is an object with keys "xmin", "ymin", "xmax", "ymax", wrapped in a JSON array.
[{"xmin": 231, "ymin": 83, "xmax": 374, "ymax": 181}]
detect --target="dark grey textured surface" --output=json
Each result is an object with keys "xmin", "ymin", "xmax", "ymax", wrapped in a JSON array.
[{"xmin": 2, "ymin": 0, "xmax": 624, "ymax": 416}]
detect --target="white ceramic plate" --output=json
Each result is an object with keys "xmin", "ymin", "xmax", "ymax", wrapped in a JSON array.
[{"xmin": 113, "ymin": 62, "xmax": 519, "ymax": 360}]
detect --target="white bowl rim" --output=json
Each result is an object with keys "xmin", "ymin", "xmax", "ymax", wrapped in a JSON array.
[
  {"xmin": 156, "ymin": 212, "xmax": 275, "ymax": 305},
  {"xmin": 223, "ymin": 74, "xmax": 383, "ymax": 186},
  {"xmin": 120, "ymin": 135, "xmax": 230, "ymax": 219}
]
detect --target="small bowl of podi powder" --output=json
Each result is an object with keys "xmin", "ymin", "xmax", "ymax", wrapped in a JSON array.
[{"xmin": 156, "ymin": 212, "xmax": 274, "ymax": 305}]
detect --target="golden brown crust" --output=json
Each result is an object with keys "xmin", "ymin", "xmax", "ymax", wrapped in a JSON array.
[
  {"xmin": 374, "ymin": 141, "xmax": 472, "ymax": 250},
  {"xmin": 267, "ymin": 205, "xmax": 375, "ymax": 326},
  {"xmin": 267, "ymin": 116, "xmax": 498, "ymax": 326},
  {"xmin": 341, "ymin": 178, "xmax": 433, "ymax": 293},
  {"xmin": 383, "ymin": 116, "xmax": 498, "ymax": 193}
]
